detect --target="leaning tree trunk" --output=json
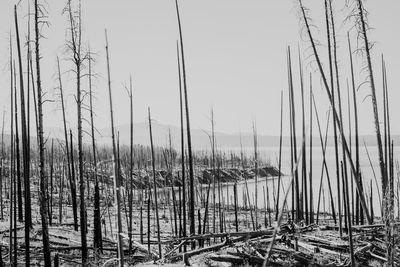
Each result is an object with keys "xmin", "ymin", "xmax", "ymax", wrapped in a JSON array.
[
  {"xmin": 298, "ymin": 0, "xmax": 371, "ymax": 224},
  {"xmin": 355, "ymin": 1, "xmax": 389, "ymax": 260},
  {"xmin": 175, "ymin": 0, "xmax": 196, "ymax": 246}
]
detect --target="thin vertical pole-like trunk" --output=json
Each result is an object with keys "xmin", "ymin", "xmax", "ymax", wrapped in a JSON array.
[
  {"xmin": 14, "ymin": 65, "xmax": 23, "ymax": 223},
  {"xmin": 168, "ymin": 132, "xmax": 178, "ymax": 238},
  {"xmin": 59, "ymin": 160, "xmax": 64, "ymax": 224},
  {"xmin": 382, "ymin": 56, "xmax": 388, "ymax": 217},
  {"xmin": 57, "ymin": 57, "xmax": 77, "ymax": 230},
  {"xmin": 275, "ymin": 91, "xmax": 283, "ymax": 220},
  {"xmin": 299, "ymin": 51, "xmax": 307, "ymax": 224},
  {"xmin": 176, "ymin": 41, "xmax": 187, "ymax": 251},
  {"xmin": 234, "ymin": 182, "xmax": 238, "ymax": 232},
  {"xmin": 148, "ymin": 108, "xmax": 162, "ymax": 258},
  {"xmin": 49, "ymin": 140, "xmax": 54, "ymax": 225},
  {"xmin": 0, "ymin": 113, "xmax": 4, "ymax": 221},
  {"xmin": 240, "ymin": 134, "xmax": 255, "ymax": 230},
  {"xmin": 175, "ymin": 0, "xmax": 196, "ymax": 245},
  {"xmin": 346, "ymin": 80, "xmax": 355, "ymax": 225},
  {"xmin": 342, "ymin": 161, "xmax": 355, "ymax": 267},
  {"xmin": 263, "ymin": 186, "xmax": 267, "ymax": 228},
  {"xmin": 309, "ymin": 73, "xmax": 314, "ymax": 224},
  {"xmin": 15, "ymin": 6, "xmax": 27, "ymax": 224},
  {"xmin": 288, "ymin": 82, "xmax": 295, "ymax": 221},
  {"xmin": 128, "ymin": 76, "xmax": 134, "ymax": 254},
  {"xmin": 88, "ymin": 49, "xmax": 102, "ymax": 253},
  {"xmin": 267, "ymin": 185, "xmax": 271, "ymax": 227},
  {"xmin": 288, "ymin": 47, "xmax": 300, "ymax": 221},
  {"xmin": 201, "ymin": 110, "xmax": 214, "ymax": 239},
  {"xmin": 105, "ymin": 30, "xmax": 124, "ymax": 266},
  {"xmin": 9, "ymin": 44, "xmax": 15, "ymax": 266},
  {"xmin": 147, "ymin": 186, "xmax": 151, "ymax": 252},
  {"xmin": 29, "ymin": 53, "xmax": 39, "ymax": 145},
  {"xmin": 13, "ymin": 128, "xmax": 17, "ymax": 267},
  {"xmin": 383, "ymin": 59, "xmax": 394, "ymax": 259},
  {"xmin": 348, "ymin": 33, "xmax": 361, "ymax": 225},
  {"xmin": 324, "ymin": 0, "xmax": 342, "ymax": 235},
  {"xmin": 35, "ymin": 0, "xmax": 51, "ymax": 265},
  {"xmin": 26, "ymin": 9, "xmax": 31, "ymax": 229},
  {"xmin": 355, "ymin": 1, "xmax": 386, "ymax": 212},
  {"xmin": 253, "ymin": 123, "xmax": 258, "ymax": 228}
]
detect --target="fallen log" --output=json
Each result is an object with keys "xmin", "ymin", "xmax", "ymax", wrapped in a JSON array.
[
  {"xmin": 226, "ymin": 251, "xmax": 265, "ymax": 265},
  {"xmin": 301, "ymin": 235, "xmax": 347, "ymax": 250},
  {"xmin": 297, "ymin": 241, "xmax": 342, "ymax": 256},
  {"xmin": 368, "ymin": 251, "xmax": 387, "ymax": 262},
  {"xmin": 160, "ymin": 240, "xmax": 188, "ymax": 261},
  {"xmin": 208, "ymin": 253, "xmax": 244, "ymax": 265},
  {"xmin": 167, "ymin": 229, "xmax": 273, "ymax": 244},
  {"xmin": 292, "ymin": 251, "xmax": 317, "ymax": 265},
  {"xmin": 354, "ymin": 243, "xmax": 373, "ymax": 258},
  {"xmin": 183, "ymin": 239, "xmax": 228, "ymax": 266}
]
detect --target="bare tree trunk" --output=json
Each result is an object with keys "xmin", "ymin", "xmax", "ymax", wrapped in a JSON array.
[
  {"xmin": 9, "ymin": 42, "xmax": 15, "ymax": 266},
  {"xmin": 127, "ymin": 76, "xmax": 134, "ymax": 254},
  {"xmin": 298, "ymin": 51, "xmax": 307, "ymax": 224},
  {"xmin": 176, "ymin": 41, "xmax": 187, "ymax": 251},
  {"xmin": 276, "ymin": 91, "xmax": 283, "ymax": 221},
  {"xmin": 57, "ymin": 57, "xmax": 78, "ymax": 230},
  {"xmin": 253, "ymin": 123, "xmax": 258, "ymax": 228},
  {"xmin": 348, "ymin": 33, "xmax": 359, "ymax": 225},
  {"xmin": 65, "ymin": 0, "xmax": 88, "ymax": 260},
  {"xmin": 309, "ymin": 74, "xmax": 314, "ymax": 224},
  {"xmin": 88, "ymin": 47, "xmax": 102, "ymax": 253},
  {"xmin": 35, "ymin": 0, "xmax": 51, "ymax": 265},
  {"xmin": 324, "ymin": 0, "xmax": 342, "ymax": 235},
  {"xmin": 148, "ymin": 108, "xmax": 162, "ymax": 257},
  {"xmin": 14, "ymin": 64, "xmax": 23, "ymax": 224},
  {"xmin": 175, "ymin": 0, "xmax": 196, "ymax": 246},
  {"xmin": 287, "ymin": 47, "xmax": 300, "ymax": 222},
  {"xmin": 49, "ymin": 139, "xmax": 54, "ymax": 225},
  {"xmin": 0, "ymin": 113, "xmax": 4, "ymax": 221},
  {"xmin": 298, "ymin": 0, "xmax": 372, "ymax": 224},
  {"xmin": 15, "ymin": 5, "xmax": 28, "ymax": 224},
  {"xmin": 105, "ymin": 30, "xmax": 124, "ymax": 266}
]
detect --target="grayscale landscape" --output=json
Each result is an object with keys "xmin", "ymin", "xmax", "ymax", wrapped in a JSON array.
[{"xmin": 0, "ymin": 1, "xmax": 399, "ymax": 266}]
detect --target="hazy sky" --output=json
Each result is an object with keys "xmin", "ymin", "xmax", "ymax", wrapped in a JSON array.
[{"xmin": 0, "ymin": 0, "xmax": 399, "ymax": 139}]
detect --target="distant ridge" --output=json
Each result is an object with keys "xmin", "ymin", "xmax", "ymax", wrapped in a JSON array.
[
  {"xmin": 93, "ymin": 122, "xmax": 400, "ymax": 149},
  {"xmin": 3, "ymin": 121, "xmax": 396, "ymax": 149}
]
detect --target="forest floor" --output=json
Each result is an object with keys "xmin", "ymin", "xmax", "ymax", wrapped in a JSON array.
[{"xmin": 1, "ymin": 194, "xmax": 398, "ymax": 267}]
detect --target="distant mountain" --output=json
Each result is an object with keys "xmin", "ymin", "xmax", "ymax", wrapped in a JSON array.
[
  {"xmin": 92, "ymin": 122, "xmax": 400, "ymax": 149},
  {"xmin": 15, "ymin": 122, "xmax": 398, "ymax": 149}
]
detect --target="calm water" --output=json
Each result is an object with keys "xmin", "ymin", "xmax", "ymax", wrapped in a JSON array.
[{"xmin": 200, "ymin": 145, "xmax": 400, "ymax": 218}]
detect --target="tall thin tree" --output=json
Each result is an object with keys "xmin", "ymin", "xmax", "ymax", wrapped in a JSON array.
[
  {"xmin": 105, "ymin": 30, "xmax": 124, "ymax": 266},
  {"xmin": 35, "ymin": 0, "xmax": 51, "ymax": 265},
  {"xmin": 175, "ymin": 0, "xmax": 196, "ymax": 245}
]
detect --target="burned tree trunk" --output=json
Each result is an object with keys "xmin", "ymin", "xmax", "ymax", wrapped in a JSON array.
[
  {"xmin": 35, "ymin": 0, "xmax": 51, "ymax": 265},
  {"xmin": 105, "ymin": 30, "xmax": 124, "ymax": 266},
  {"xmin": 57, "ymin": 57, "xmax": 78, "ymax": 231}
]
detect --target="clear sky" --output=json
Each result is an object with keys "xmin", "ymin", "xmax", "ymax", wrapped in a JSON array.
[{"xmin": 0, "ymin": 0, "xmax": 399, "ymax": 139}]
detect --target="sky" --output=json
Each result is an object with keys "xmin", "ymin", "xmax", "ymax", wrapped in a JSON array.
[{"xmin": 0, "ymin": 0, "xmax": 399, "ymax": 140}]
